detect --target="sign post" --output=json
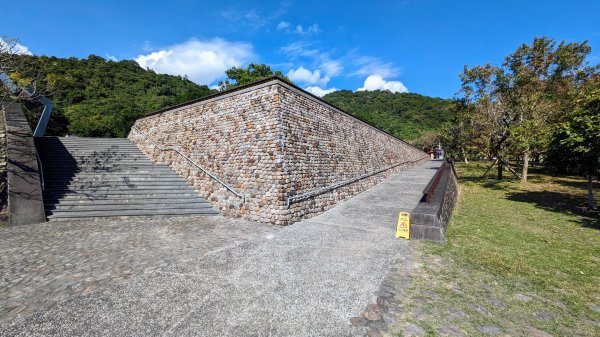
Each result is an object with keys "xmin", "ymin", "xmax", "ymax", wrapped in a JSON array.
[{"xmin": 395, "ymin": 212, "xmax": 410, "ymax": 239}]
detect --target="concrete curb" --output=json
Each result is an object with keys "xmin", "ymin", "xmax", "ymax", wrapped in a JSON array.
[{"xmin": 410, "ymin": 159, "xmax": 459, "ymax": 242}]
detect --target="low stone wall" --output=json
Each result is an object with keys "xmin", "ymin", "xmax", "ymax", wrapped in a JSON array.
[
  {"xmin": 410, "ymin": 159, "xmax": 459, "ymax": 242},
  {"xmin": 129, "ymin": 78, "xmax": 428, "ymax": 224}
]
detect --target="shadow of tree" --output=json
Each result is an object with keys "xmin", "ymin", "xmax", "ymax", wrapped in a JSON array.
[{"xmin": 506, "ymin": 190, "xmax": 599, "ymax": 230}]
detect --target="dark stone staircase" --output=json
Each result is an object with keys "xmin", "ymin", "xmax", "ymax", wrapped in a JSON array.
[{"xmin": 34, "ymin": 137, "xmax": 217, "ymax": 219}]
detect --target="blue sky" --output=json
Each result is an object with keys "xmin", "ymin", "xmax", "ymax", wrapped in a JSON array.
[{"xmin": 2, "ymin": 0, "xmax": 599, "ymax": 98}]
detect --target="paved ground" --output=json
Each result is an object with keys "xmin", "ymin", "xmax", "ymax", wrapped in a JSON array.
[{"xmin": 0, "ymin": 160, "xmax": 440, "ymax": 336}]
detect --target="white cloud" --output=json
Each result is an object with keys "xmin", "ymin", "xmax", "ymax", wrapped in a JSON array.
[
  {"xmin": 135, "ymin": 38, "xmax": 254, "ymax": 85},
  {"xmin": 287, "ymin": 67, "xmax": 330, "ymax": 86},
  {"xmin": 280, "ymin": 43, "xmax": 343, "ymax": 79},
  {"xmin": 220, "ymin": 9, "xmax": 268, "ymax": 31},
  {"xmin": 352, "ymin": 56, "xmax": 399, "ymax": 78},
  {"xmin": 280, "ymin": 42, "xmax": 319, "ymax": 58},
  {"xmin": 307, "ymin": 24, "xmax": 320, "ymax": 34},
  {"xmin": 320, "ymin": 59, "xmax": 342, "ymax": 77},
  {"xmin": 305, "ymin": 86, "xmax": 337, "ymax": 97},
  {"xmin": 358, "ymin": 75, "xmax": 408, "ymax": 93},
  {"xmin": 106, "ymin": 54, "xmax": 118, "ymax": 62},
  {"xmin": 277, "ymin": 21, "xmax": 290, "ymax": 30},
  {"xmin": 294, "ymin": 24, "xmax": 320, "ymax": 34}
]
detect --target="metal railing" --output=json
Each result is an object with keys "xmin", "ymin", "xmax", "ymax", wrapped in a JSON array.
[
  {"xmin": 130, "ymin": 126, "xmax": 245, "ymax": 203},
  {"xmin": 34, "ymin": 148, "xmax": 45, "ymax": 191},
  {"xmin": 287, "ymin": 156, "xmax": 427, "ymax": 206}
]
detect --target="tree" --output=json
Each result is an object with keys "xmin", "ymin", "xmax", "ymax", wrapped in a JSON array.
[
  {"xmin": 454, "ymin": 37, "xmax": 594, "ymax": 181},
  {"xmin": 218, "ymin": 63, "xmax": 290, "ymax": 90},
  {"xmin": 456, "ymin": 64, "xmax": 511, "ymax": 177},
  {"xmin": 0, "ymin": 36, "xmax": 37, "ymax": 102},
  {"xmin": 548, "ymin": 74, "xmax": 600, "ymax": 209},
  {"xmin": 410, "ymin": 131, "xmax": 440, "ymax": 152},
  {"xmin": 497, "ymin": 37, "xmax": 592, "ymax": 183},
  {"xmin": 441, "ymin": 98, "xmax": 488, "ymax": 164}
]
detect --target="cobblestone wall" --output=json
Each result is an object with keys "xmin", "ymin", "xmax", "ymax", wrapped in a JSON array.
[
  {"xmin": 278, "ymin": 84, "xmax": 428, "ymax": 221},
  {"xmin": 129, "ymin": 84, "xmax": 284, "ymax": 221},
  {"xmin": 129, "ymin": 78, "xmax": 428, "ymax": 225}
]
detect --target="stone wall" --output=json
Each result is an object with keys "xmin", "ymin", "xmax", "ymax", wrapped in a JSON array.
[
  {"xmin": 278, "ymin": 84, "xmax": 428, "ymax": 221},
  {"xmin": 129, "ymin": 83, "xmax": 284, "ymax": 221},
  {"xmin": 129, "ymin": 78, "xmax": 428, "ymax": 225}
]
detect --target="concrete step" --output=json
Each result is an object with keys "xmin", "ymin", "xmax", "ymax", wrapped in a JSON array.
[
  {"xmin": 46, "ymin": 197, "xmax": 208, "ymax": 206},
  {"xmin": 42, "ymin": 177, "xmax": 184, "ymax": 183},
  {"xmin": 44, "ymin": 183, "xmax": 193, "ymax": 191},
  {"xmin": 44, "ymin": 187, "xmax": 197, "ymax": 194},
  {"xmin": 47, "ymin": 208, "xmax": 218, "ymax": 218},
  {"xmin": 42, "ymin": 162, "xmax": 160, "ymax": 166},
  {"xmin": 47, "ymin": 202, "xmax": 214, "ymax": 212},
  {"xmin": 35, "ymin": 136, "xmax": 216, "ymax": 219},
  {"xmin": 43, "ymin": 191, "xmax": 202, "ymax": 199},
  {"xmin": 43, "ymin": 170, "xmax": 175, "ymax": 176},
  {"xmin": 44, "ymin": 183, "xmax": 193, "ymax": 190},
  {"xmin": 39, "ymin": 155, "xmax": 152, "ymax": 160}
]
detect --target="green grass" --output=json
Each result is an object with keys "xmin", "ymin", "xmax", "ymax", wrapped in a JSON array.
[{"xmin": 395, "ymin": 162, "xmax": 600, "ymax": 336}]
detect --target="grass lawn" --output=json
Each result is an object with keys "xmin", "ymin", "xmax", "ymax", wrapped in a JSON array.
[{"xmin": 394, "ymin": 162, "xmax": 599, "ymax": 336}]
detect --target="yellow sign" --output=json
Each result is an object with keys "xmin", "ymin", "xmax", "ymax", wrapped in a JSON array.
[{"xmin": 396, "ymin": 212, "xmax": 410, "ymax": 239}]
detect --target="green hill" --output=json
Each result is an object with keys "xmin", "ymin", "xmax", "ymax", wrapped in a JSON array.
[
  {"xmin": 12, "ymin": 56, "xmax": 450, "ymax": 140},
  {"xmin": 15, "ymin": 55, "xmax": 212, "ymax": 137},
  {"xmin": 322, "ymin": 90, "xmax": 452, "ymax": 141}
]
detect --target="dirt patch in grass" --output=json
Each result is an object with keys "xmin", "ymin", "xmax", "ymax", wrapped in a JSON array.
[{"xmin": 388, "ymin": 162, "xmax": 599, "ymax": 336}]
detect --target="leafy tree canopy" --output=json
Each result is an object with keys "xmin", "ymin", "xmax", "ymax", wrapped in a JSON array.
[{"xmin": 218, "ymin": 63, "xmax": 290, "ymax": 90}]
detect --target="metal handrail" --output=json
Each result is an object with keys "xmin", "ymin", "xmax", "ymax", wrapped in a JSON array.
[
  {"xmin": 287, "ymin": 156, "xmax": 428, "ymax": 206},
  {"xmin": 34, "ymin": 148, "xmax": 45, "ymax": 191},
  {"xmin": 130, "ymin": 126, "xmax": 245, "ymax": 202}
]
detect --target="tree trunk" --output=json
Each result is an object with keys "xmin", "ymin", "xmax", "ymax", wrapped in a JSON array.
[
  {"xmin": 497, "ymin": 159, "xmax": 503, "ymax": 180},
  {"xmin": 461, "ymin": 148, "xmax": 469, "ymax": 164},
  {"xmin": 521, "ymin": 150, "xmax": 529, "ymax": 184},
  {"xmin": 588, "ymin": 174, "xmax": 596, "ymax": 210}
]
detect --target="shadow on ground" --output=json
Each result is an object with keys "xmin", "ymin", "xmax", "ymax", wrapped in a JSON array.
[{"xmin": 506, "ymin": 190, "xmax": 599, "ymax": 229}]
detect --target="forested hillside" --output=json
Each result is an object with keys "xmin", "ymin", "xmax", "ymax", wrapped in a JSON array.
[
  {"xmin": 322, "ymin": 90, "xmax": 452, "ymax": 141},
  {"xmin": 11, "ymin": 55, "xmax": 449, "ymax": 140},
  {"xmin": 15, "ymin": 55, "xmax": 211, "ymax": 137}
]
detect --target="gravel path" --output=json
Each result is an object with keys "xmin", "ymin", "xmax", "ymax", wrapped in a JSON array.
[{"xmin": 0, "ymin": 160, "xmax": 440, "ymax": 336}]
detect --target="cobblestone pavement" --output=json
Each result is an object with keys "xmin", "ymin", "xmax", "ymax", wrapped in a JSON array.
[
  {"xmin": 0, "ymin": 161, "xmax": 440, "ymax": 336},
  {"xmin": 0, "ymin": 216, "xmax": 277, "ymax": 320}
]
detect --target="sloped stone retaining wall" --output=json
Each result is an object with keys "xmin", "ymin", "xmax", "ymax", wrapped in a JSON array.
[{"xmin": 129, "ymin": 78, "xmax": 428, "ymax": 224}]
